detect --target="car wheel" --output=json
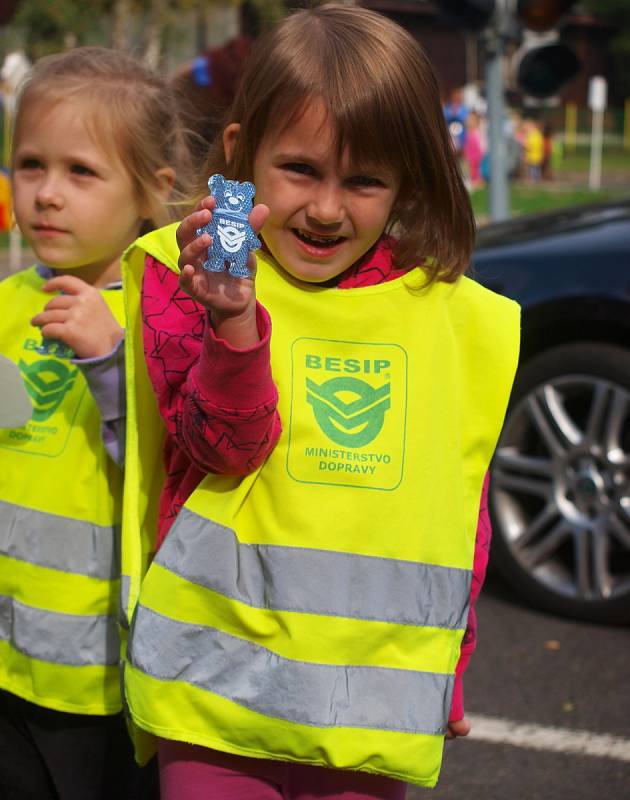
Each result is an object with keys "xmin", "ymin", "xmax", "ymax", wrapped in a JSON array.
[{"xmin": 489, "ymin": 343, "xmax": 630, "ymax": 624}]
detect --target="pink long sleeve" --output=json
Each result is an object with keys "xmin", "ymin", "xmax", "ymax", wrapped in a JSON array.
[
  {"xmin": 141, "ymin": 256, "xmax": 282, "ymax": 546},
  {"xmin": 449, "ymin": 472, "xmax": 492, "ymax": 721}
]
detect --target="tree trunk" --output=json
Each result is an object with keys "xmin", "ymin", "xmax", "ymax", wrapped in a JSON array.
[
  {"xmin": 112, "ymin": 0, "xmax": 134, "ymax": 52},
  {"xmin": 143, "ymin": 0, "xmax": 168, "ymax": 69}
]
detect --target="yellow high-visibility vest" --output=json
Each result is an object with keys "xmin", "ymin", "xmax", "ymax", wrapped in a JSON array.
[
  {"xmin": 122, "ymin": 225, "xmax": 520, "ymax": 786},
  {"xmin": 0, "ymin": 266, "xmax": 125, "ymax": 715}
]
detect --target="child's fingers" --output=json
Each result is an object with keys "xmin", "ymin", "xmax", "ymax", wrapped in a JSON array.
[
  {"xmin": 178, "ymin": 265, "xmax": 201, "ymax": 298},
  {"xmin": 176, "ymin": 203, "xmax": 214, "ymax": 251},
  {"xmin": 246, "ymin": 250, "xmax": 258, "ymax": 281},
  {"xmin": 178, "ymin": 264, "xmax": 195, "ymax": 283},
  {"xmin": 249, "ymin": 203, "xmax": 269, "ymax": 235},
  {"xmin": 178, "ymin": 263, "xmax": 199, "ymax": 285},
  {"xmin": 177, "ymin": 200, "xmax": 265, "ymax": 285},
  {"xmin": 42, "ymin": 274, "xmax": 90, "ymax": 295},
  {"xmin": 35, "ymin": 322, "xmax": 68, "ymax": 342},
  {"xmin": 198, "ymin": 195, "xmax": 216, "ymax": 213},
  {"xmin": 445, "ymin": 719, "xmax": 471, "ymax": 739},
  {"xmin": 178, "ymin": 233, "xmax": 211, "ymax": 274},
  {"xmin": 41, "ymin": 294, "xmax": 74, "ymax": 311},
  {"xmin": 242, "ymin": 204, "xmax": 269, "ymax": 281},
  {"xmin": 31, "ymin": 309, "xmax": 69, "ymax": 328}
]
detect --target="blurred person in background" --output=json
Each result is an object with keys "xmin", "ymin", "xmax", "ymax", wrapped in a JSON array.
[
  {"xmin": 463, "ymin": 111, "xmax": 485, "ymax": 190},
  {"xmin": 523, "ymin": 118, "xmax": 544, "ymax": 182},
  {"xmin": 171, "ymin": 36, "xmax": 252, "ymax": 162},
  {"xmin": 170, "ymin": 0, "xmax": 261, "ymax": 149},
  {"xmin": 444, "ymin": 86, "xmax": 469, "ymax": 155},
  {"xmin": 541, "ymin": 121, "xmax": 554, "ymax": 181}
]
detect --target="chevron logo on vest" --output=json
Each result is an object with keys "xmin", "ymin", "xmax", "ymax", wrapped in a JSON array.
[
  {"xmin": 18, "ymin": 358, "xmax": 78, "ymax": 421},
  {"xmin": 287, "ymin": 337, "xmax": 406, "ymax": 490},
  {"xmin": 306, "ymin": 376, "xmax": 391, "ymax": 447}
]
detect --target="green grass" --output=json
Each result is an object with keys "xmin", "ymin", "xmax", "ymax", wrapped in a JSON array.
[
  {"xmin": 471, "ymin": 184, "xmax": 630, "ymax": 221},
  {"xmin": 555, "ymin": 146, "xmax": 630, "ymax": 175},
  {"xmin": 472, "ymin": 145, "xmax": 630, "ymax": 221}
]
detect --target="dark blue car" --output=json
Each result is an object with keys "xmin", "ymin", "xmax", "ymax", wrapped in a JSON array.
[{"xmin": 473, "ymin": 199, "xmax": 630, "ymax": 624}]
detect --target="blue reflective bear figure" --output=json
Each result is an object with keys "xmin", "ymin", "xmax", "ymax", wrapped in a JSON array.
[{"xmin": 196, "ymin": 174, "xmax": 261, "ymax": 279}]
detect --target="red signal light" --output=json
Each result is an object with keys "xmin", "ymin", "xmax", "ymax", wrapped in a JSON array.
[{"xmin": 516, "ymin": 0, "xmax": 576, "ymax": 33}]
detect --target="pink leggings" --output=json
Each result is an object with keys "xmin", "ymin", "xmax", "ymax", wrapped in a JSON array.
[{"xmin": 158, "ymin": 739, "xmax": 408, "ymax": 800}]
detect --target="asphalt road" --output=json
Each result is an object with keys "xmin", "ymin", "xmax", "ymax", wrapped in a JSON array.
[{"xmin": 408, "ymin": 570, "xmax": 630, "ymax": 800}]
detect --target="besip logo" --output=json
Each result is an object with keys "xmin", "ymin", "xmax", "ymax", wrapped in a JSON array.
[
  {"xmin": 305, "ymin": 355, "xmax": 391, "ymax": 448},
  {"xmin": 18, "ymin": 358, "xmax": 78, "ymax": 421}
]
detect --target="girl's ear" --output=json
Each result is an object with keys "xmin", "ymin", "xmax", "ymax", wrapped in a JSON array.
[
  {"xmin": 223, "ymin": 123, "xmax": 241, "ymax": 164},
  {"xmin": 139, "ymin": 167, "xmax": 176, "ymax": 219},
  {"xmin": 155, "ymin": 167, "xmax": 176, "ymax": 200}
]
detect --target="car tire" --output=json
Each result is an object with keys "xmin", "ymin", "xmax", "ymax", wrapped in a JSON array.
[{"xmin": 489, "ymin": 342, "xmax": 630, "ymax": 624}]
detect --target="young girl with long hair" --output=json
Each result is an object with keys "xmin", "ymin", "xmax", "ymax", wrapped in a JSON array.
[
  {"xmin": 0, "ymin": 46, "xmax": 191, "ymax": 799},
  {"xmin": 121, "ymin": 5, "xmax": 520, "ymax": 797}
]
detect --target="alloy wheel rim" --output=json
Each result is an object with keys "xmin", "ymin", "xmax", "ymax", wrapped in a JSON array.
[{"xmin": 491, "ymin": 375, "xmax": 630, "ymax": 603}]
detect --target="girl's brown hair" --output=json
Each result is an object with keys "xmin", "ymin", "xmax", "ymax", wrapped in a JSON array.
[
  {"xmin": 202, "ymin": 2, "xmax": 475, "ymax": 283},
  {"xmin": 13, "ymin": 46, "xmax": 193, "ymax": 233}
]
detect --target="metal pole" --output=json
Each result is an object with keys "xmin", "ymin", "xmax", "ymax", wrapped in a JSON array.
[
  {"xmin": 588, "ymin": 107, "xmax": 604, "ymax": 191},
  {"xmin": 485, "ymin": 2, "xmax": 510, "ymax": 221},
  {"xmin": 587, "ymin": 76, "xmax": 607, "ymax": 192}
]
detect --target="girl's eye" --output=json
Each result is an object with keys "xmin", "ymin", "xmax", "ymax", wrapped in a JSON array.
[
  {"xmin": 71, "ymin": 163, "xmax": 96, "ymax": 177},
  {"xmin": 17, "ymin": 158, "xmax": 43, "ymax": 171},
  {"xmin": 347, "ymin": 175, "xmax": 385, "ymax": 189},
  {"xmin": 283, "ymin": 162, "xmax": 315, "ymax": 177}
]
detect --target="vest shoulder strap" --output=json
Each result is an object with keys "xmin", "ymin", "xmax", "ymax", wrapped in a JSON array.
[{"xmin": 130, "ymin": 223, "xmax": 180, "ymax": 272}]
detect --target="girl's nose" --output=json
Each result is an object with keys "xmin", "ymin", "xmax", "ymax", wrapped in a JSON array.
[
  {"xmin": 306, "ymin": 183, "xmax": 345, "ymax": 226},
  {"xmin": 35, "ymin": 177, "xmax": 63, "ymax": 209}
]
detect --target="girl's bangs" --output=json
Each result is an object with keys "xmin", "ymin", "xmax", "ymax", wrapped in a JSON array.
[
  {"xmin": 333, "ymin": 98, "xmax": 398, "ymax": 173},
  {"xmin": 266, "ymin": 81, "xmax": 401, "ymax": 176}
]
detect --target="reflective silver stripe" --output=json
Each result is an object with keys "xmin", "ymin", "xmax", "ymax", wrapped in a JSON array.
[
  {"xmin": 157, "ymin": 509, "xmax": 470, "ymax": 630},
  {"xmin": 0, "ymin": 499, "xmax": 119, "ymax": 580},
  {"xmin": 129, "ymin": 605, "xmax": 452, "ymax": 734},
  {"xmin": 0, "ymin": 594, "xmax": 119, "ymax": 667}
]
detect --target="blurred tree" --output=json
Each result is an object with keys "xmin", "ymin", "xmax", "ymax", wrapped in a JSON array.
[
  {"xmin": 13, "ymin": 0, "xmax": 288, "ymax": 66},
  {"xmin": 110, "ymin": 0, "xmax": 288, "ymax": 66},
  {"xmin": 12, "ymin": 0, "xmax": 209, "ymax": 64},
  {"xmin": 13, "ymin": 0, "xmax": 108, "ymax": 54},
  {"xmin": 582, "ymin": 0, "xmax": 630, "ymax": 97},
  {"xmin": 244, "ymin": 0, "xmax": 287, "ymax": 31},
  {"xmin": 111, "ymin": 0, "xmax": 133, "ymax": 52},
  {"xmin": 111, "ymin": 0, "xmax": 215, "ymax": 66}
]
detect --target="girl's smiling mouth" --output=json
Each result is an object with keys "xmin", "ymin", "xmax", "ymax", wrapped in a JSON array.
[{"xmin": 292, "ymin": 228, "xmax": 346, "ymax": 250}]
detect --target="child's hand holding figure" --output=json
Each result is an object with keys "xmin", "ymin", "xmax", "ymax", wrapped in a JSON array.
[
  {"xmin": 176, "ymin": 194, "xmax": 269, "ymax": 349},
  {"xmin": 30, "ymin": 275, "xmax": 124, "ymax": 359}
]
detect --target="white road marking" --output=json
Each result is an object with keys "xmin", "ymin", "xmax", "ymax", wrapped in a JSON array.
[{"xmin": 469, "ymin": 715, "xmax": 630, "ymax": 762}]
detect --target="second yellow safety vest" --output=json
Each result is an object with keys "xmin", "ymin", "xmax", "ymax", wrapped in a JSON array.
[
  {"xmin": 0, "ymin": 266, "xmax": 125, "ymax": 715},
  {"xmin": 121, "ymin": 225, "xmax": 520, "ymax": 786}
]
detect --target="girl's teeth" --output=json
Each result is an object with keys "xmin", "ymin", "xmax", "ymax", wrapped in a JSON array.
[{"xmin": 298, "ymin": 229, "xmax": 342, "ymax": 245}]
